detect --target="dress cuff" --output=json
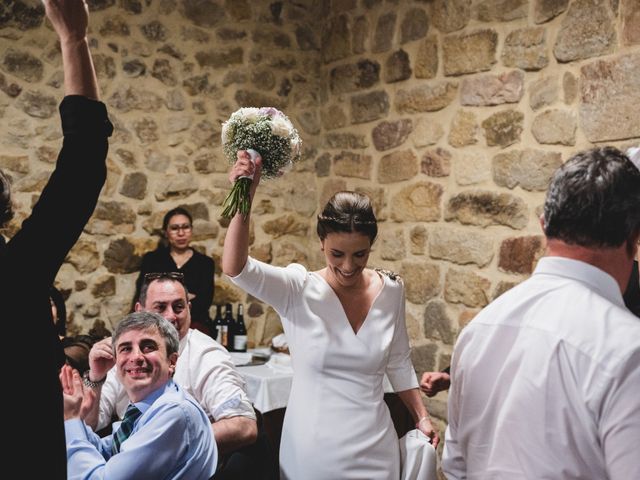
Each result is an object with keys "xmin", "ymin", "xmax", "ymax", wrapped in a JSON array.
[{"xmin": 60, "ymin": 95, "xmax": 113, "ymax": 137}]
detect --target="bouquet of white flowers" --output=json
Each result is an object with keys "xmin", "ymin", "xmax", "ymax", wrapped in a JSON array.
[{"xmin": 221, "ymin": 107, "xmax": 302, "ymax": 219}]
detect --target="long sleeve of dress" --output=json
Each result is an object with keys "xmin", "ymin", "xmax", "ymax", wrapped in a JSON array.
[
  {"xmin": 384, "ymin": 282, "xmax": 419, "ymax": 392},
  {"xmin": 227, "ymin": 256, "xmax": 306, "ymax": 317}
]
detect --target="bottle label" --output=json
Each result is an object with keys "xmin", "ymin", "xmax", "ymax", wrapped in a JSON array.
[
  {"xmin": 217, "ymin": 326, "xmax": 228, "ymax": 347},
  {"xmin": 234, "ymin": 335, "xmax": 247, "ymax": 351}
]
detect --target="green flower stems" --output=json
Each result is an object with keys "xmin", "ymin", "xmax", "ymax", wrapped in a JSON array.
[{"xmin": 222, "ymin": 177, "xmax": 252, "ymax": 220}]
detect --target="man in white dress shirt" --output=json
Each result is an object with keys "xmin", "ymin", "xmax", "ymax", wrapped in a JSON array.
[
  {"xmin": 443, "ymin": 146, "xmax": 640, "ymax": 480},
  {"xmin": 85, "ymin": 273, "xmax": 262, "ymax": 477}
]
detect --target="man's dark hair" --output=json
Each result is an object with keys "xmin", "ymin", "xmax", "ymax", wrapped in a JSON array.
[
  {"xmin": 543, "ymin": 146, "xmax": 640, "ymax": 248},
  {"xmin": 138, "ymin": 272, "xmax": 190, "ymax": 308},
  {"xmin": 0, "ymin": 169, "xmax": 14, "ymax": 227},
  {"xmin": 316, "ymin": 191, "xmax": 378, "ymax": 243}
]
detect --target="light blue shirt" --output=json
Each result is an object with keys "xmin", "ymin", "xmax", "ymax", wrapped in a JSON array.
[{"xmin": 65, "ymin": 379, "xmax": 217, "ymax": 480}]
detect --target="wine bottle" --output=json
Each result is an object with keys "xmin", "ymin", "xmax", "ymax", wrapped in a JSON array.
[
  {"xmin": 210, "ymin": 304, "xmax": 221, "ymax": 341},
  {"xmin": 233, "ymin": 304, "xmax": 248, "ymax": 352},
  {"xmin": 215, "ymin": 304, "xmax": 229, "ymax": 348},
  {"xmin": 224, "ymin": 302, "xmax": 235, "ymax": 351}
]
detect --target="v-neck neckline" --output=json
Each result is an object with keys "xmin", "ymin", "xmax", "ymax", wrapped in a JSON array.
[{"xmin": 312, "ymin": 270, "xmax": 385, "ymax": 336}]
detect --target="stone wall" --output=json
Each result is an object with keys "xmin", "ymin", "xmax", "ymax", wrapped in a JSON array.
[{"xmin": 2, "ymin": 0, "xmax": 640, "ymax": 424}]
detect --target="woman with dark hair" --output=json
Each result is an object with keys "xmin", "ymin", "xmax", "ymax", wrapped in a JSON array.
[
  {"xmin": 222, "ymin": 151, "xmax": 438, "ymax": 479},
  {"xmin": 133, "ymin": 207, "xmax": 215, "ymax": 330}
]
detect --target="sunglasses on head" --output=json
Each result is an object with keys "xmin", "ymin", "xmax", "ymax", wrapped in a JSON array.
[{"xmin": 144, "ymin": 272, "xmax": 185, "ymax": 283}]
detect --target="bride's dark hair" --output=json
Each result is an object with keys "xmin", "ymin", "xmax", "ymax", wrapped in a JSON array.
[{"xmin": 317, "ymin": 191, "xmax": 377, "ymax": 243}]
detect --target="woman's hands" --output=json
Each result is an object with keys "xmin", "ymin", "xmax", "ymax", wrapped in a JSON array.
[
  {"xmin": 229, "ymin": 150, "xmax": 263, "ymax": 202},
  {"xmin": 416, "ymin": 415, "xmax": 440, "ymax": 449}
]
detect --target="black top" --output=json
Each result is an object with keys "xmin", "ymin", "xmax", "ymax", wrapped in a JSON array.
[
  {"xmin": 623, "ymin": 260, "xmax": 640, "ymax": 318},
  {"xmin": 133, "ymin": 246, "xmax": 215, "ymax": 325},
  {"xmin": 0, "ymin": 96, "xmax": 111, "ymax": 479}
]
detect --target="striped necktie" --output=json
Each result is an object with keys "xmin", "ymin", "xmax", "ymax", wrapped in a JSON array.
[{"xmin": 112, "ymin": 404, "xmax": 142, "ymax": 455}]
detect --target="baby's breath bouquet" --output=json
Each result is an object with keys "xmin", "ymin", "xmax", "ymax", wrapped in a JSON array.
[{"xmin": 221, "ymin": 107, "xmax": 302, "ymax": 219}]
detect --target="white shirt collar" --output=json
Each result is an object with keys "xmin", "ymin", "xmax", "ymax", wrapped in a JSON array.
[{"xmin": 533, "ymin": 256, "xmax": 625, "ymax": 307}]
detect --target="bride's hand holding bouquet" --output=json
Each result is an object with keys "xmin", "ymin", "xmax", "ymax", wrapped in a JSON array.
[
  {"xmin": 221, "ymin": 107, "xmax": 301, "ymax": 220},
  {"xmin": 228, "ymin": 150, "xmax": 262, "ymax": 210}
]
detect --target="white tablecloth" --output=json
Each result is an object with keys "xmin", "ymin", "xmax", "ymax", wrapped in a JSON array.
[{"xmin": 238, "ymin": 363, "xmax": 293, "ymax": 413}]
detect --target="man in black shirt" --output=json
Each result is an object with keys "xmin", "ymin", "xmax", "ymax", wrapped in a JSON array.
[{"xmin": 0, "ymin": 1, "xmax": 112, "ymax": 477}]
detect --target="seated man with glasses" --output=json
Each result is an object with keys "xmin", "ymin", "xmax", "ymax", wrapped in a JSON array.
[
  {"xmin": 85, "ymin": 272, "xmax": 262, "ymax": 478},
  {"xmin": 133, "ymin": 207, "xmax": 215, "ymax": 332}
]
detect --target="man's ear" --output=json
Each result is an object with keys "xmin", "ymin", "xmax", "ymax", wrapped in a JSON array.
[
  {"xmin": 134, "ymin": 302, "xmax": 142, "ymax": 312},
  {"xmin": 168, "ymin": 352, "xmax": 178, "ymax": 375},
  {"xmin": 538, "ymin": 213, "xmax": 545, "ymax": 232}
]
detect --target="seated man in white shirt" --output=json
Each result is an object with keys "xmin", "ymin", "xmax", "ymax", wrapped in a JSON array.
[
  {"xmin": 63, "ymin": 311, "xmax": 217, "ymax": 479},
  {"xmin": 443, "ymin": 146, "xmax": 640, "ymax": 480},
  {"xmin": 84, "ymin": 272, "xmax": 260, "ymax": 476}
]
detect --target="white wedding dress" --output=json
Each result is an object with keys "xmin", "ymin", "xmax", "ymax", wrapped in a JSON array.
[{"xmin": 230, "ymin": 257, "xmax": 419, "ymax": 480}]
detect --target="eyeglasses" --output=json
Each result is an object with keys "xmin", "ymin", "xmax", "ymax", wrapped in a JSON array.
[
  {"xmin": 168, "ymin": 223, "xmax": 192, "ymax": 233},
  {"xmin": 144, "ymin": 272, "xmax": 185, "ymax": 283}
]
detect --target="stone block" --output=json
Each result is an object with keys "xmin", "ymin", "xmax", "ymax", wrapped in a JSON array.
[
  {"xmin": 421, "ymin": 148, "xmax": 451, "ymax": 177},
  {"xmin": 454, "ymin": 152, "xmax": 490, "ymax": 186},
  {"xmin": 410, "ymin": 225, "xmax": 428, "ymax": 255},
  {"xmin": 472, "ymin": 0, "xmax": 528, "ymax": 22},
  {"xmin": 492, "ymin": 148, "xmax": 562, "ymax": 191},
  {"xmin": 378, "ymin": 150, "xmax": 418, "ymax": 183},
  {"xmin": 554, "ymin": 0, "xmax": 615, "ymax": 62},
  {"xmin": 322, "ymin": 14, "xmax": 351, "ymax": 63},
  {"xmin": 415, "ymin": 35, "xmax": 438, "ymax": 79},
  {"xmin": 429, "ymin": 0, "xmax": 471, "ymax": 33},
  {"xmin": 120, "ymin": 172, "xmax": 147, "ymax": 200},
  {"xmin": 534, "ymin": 0, "xmax": 568, "ymax": 24},
  {"xmin": 580, "ymin": 52, "xmax": 640, "ymax": 142},
  {"xmin": 423, "ymin": 300, "xmax": 455, "ymax": 345},
  {"xmin": 391, "ymin": 182, "xmax": 443, "ymax": 222},
  {"xmin": 532, "ymin": 109, "xmax": 576, "ymax": 145},
  {"xmin": 481, "ymin": 109, "xmax": 524, "ymax": 148},
  {"xmin": 333, "ymin": 151, "xmax": 372, "ymax": 179},
  {"xmin": 501, "ymin": 27, "xmax": 549, "ymax": 71},
  {"xmin": 372, "ymin": 11, "xmax": 396, "ymax": 53},
  {"xmin": 103, "ymin": 238, "xmax": 140, "ymax": 274},
  {"xmin": 351, "ymin": 90, "xmax": 390, "ymax": 124},
  {"xmin": 396, "ymin": 81, "xmax": 458, "ymax": 114},
  {"xmin": 412, "ymin": 118, "xmax": 444, "ymax": 147},
  {"xmin": 2, "ymin": 49, "xmax": 43, "ymax": 82},
  {"xmin": 444, "ymin": 268, "xmax": 491, "ymax": 308},
  {"xmin": 443, "ymin": 29, "xmax": 497, "ymax": 76},
  {"xmin": 498, "ymin": 235, "xmax": 545, "ymax": 274},
  {"xmin": 529, "ymin": 74, "xmax": 559, "ymax": 111},
  {"xmin": 445, "ymin": 190, "xmax": 528, "ymax": 229},
  {"xmin": 460, "ymin": 70, "xmax": 524, "ymax": 106},
  {"xmin": 449, "ymin": 110, "xmax": 478, "ymax": 147},
  {"xmin": 622, "ymin": 0, "xmax": 640, "ymax": 45},
  {"xmin": 384, "ymin": 49, "xmax": 412, "ymax": 83},
  {"xmin": 372, "ymin": 119, "xmax": 413, "ymax": 151},
  {"xmin": 429, "ymin": 226, "xmax": 494, "ymax": 267},
  {"xmin": 401, "ymin": 261, "xmax": 441, "ymax": 303},
  {"xmin": 180, "ymin": 0, "xmax": 225, "ymax": 28},
  {"xmin": 67, "ymin": 241, "xmax": 101, "ymax": 274},
  {"xmin": 379, "ymin": 229, "xmax": 406, "ymax": 261},
  {"xmin": 330, "ymin": 59, "xmax": 380, "ymax": 94},
  {"xmin": 263, "ymin": 214, "xmax": 309, "ymax": 238},
  {"xmin": 401, "ymin": 7, "xmax": 429, "ymax": 44}
]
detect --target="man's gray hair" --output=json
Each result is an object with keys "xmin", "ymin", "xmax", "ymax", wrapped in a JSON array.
[{"xmin": 112, "ymin": 311, "xmax": 180, "ymax": 356}]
